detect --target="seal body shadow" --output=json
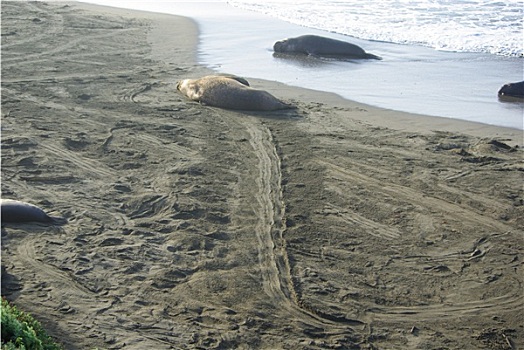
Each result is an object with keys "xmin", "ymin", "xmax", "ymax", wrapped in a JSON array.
[
  {"xmin": 1, "ymin": 199, "xmax": 67, "ymax": 225},
  {"xmin": 274, "ymin": 35, "xmax": 381, "ymax": 60},
  {"xmin": 177, "ymin": 75, "xmax": 294, "ymax": 111}
]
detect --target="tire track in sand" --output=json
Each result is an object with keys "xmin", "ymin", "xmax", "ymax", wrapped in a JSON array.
[
  {"xmin": 13, "ymin": 237, "xmax": 119, "ymax": 346},
  {"xmin": 241, "ymin": 118, "xmax": 363, "ymax": 330},
  {"xmin": 320, "ymin": 159, "xmax": 516, "ymax": 233},
  {"xmin": 244, "ymin": 121, "xmax": 290, "ymax": 304},
  {"xmin": 16, "ymin": 238, "xmax": 95, "ymax": 297},
  {"xmin": 369, "ymin": 285, "xmax": 523, "ymax": 322},
  {"xmin": 0, "ymin": 2, "xmax": 65, "ymax": 51},
  {"xmin": 317, "ymin": 159, "xmax": 523, "ymax": 321},
  {"xmin": 2, "ymin": 0, "xmax": 140, "ymax": 65},
  {"xmin": 39, "ymin": 141, "xmax": 115, "ymax": 179}
]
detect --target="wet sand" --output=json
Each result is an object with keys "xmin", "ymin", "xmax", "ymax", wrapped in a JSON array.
[{"xmin": 1, "ymin": 2, "xmax": 523, "ymax": 349}]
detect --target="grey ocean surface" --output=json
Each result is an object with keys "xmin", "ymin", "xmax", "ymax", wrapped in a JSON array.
[{"xmin": 85, "ymin": 1, "xmax": 524, "ymax": 129}]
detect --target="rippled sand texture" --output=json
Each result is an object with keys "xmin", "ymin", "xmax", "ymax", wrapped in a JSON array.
[{"xmin": 1, "ymin": 2, "xmax": 523, "ymax": 349}]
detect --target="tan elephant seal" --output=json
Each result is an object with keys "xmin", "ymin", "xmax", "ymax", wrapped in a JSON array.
[{"xmin": 177, "ymin": 75, "xmax": 293, "ymax": 111}]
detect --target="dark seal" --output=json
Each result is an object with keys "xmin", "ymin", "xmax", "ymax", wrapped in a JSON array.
[
  {"xmin": 273, "ymin": 35, "xmax": 381, "ymax": 60},
  {"xmin": 498, "ymin": 81, "xmax": 524, "ymax": 99},
  {"xmin": 1, "ymin": 199, "xmax": 67, "ymax": 225}
]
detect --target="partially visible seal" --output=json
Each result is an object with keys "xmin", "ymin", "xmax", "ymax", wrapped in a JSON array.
[
  {"xmin": 274, "ymin": 35, "xmax": 381, "ymax": 60},
  {"xmin": 498, "ymin": 81, "xmax": 524, "ymax": 99},
  {"xmin": 216, "ymin": 73, "xmax": 250, "ymax": 87},
  {"xmin": 1, "ymin": 199, "xmax": 67, "ymax": 225},
  {"xmin": 177, "ymin": 75, "xmax": 294, "ymax": 111}
]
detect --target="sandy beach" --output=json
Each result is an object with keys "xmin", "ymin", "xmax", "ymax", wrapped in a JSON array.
[{"xmin": 1, "ymin": 2, "xmax": 523, "ymax": 349}]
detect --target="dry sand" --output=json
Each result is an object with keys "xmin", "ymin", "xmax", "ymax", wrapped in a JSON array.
[{"xmin": 1, "ymin": 2, "xmax": 523, "ymax": 349}]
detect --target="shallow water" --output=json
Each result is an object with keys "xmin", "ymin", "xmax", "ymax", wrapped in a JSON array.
[
  {"xmin": 83, "ymin": 1, "xmax": 524, "ymax": 129},
  {"xmin": 228, "ymin": 0, "xmax": 524, "ymax": 58}
]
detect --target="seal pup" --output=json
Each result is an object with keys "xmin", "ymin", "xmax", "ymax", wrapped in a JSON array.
[
  {"xmin": 177, "ymin": 75, "xmax": 293, "ymax": 111},
  {"xmin": 274, "ymin": 35, "xmax": 381, "ymax": 60},
  {"xmin": 498, "ymin": 81, "xmax": 524, "ymax": 99},
  {"xmin": 1, "ymin": 199, "xmax": 67, "ymax": 225}
]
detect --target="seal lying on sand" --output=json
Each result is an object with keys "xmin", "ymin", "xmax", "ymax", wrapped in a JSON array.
[
  {"xmin": 177, "ymin": 75, "xmax": 293, "ymax": 111},
  {"xmin": 274, "ymin": 35, "xmax": 381, "ymax": 60},
  {"xmin": 498, "ymin": 81, "xmax": 524, "ymax": 99},
  {"xmin": 1, "ymin": 199, "xmax": 67, "ymax": 225}
]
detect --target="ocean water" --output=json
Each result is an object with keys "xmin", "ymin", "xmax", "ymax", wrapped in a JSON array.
[
  {"xmin": 82, "ymin": 1, "xmax": 523, "ymax": 129},
  {"xmin": 228, "ymin": 0, "xmax": 524, "ymax": 58}
]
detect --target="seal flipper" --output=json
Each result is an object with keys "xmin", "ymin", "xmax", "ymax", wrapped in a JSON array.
[{"xmin": 364, "ymin": 53, "xmax": 382, "ymax": 60}]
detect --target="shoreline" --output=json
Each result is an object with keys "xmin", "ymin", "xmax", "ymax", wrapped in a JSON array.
[
  {"xmin": 82, "ymin": 1, "xmax": 524, "ymax": 130},
  {"xmin": 196, "ymin": 2, "xmax": 524, "ymax": 130},
  {"xmin": 80, "ymin": 0, "xmax": 524, "ymax": 130},
  {"xmin": 78, "ymin": 0, "xmax": 523, "ymax": 144},
  {"xmin": 2, "ymin": 2, "xmax": 523, "ymax": 349}
]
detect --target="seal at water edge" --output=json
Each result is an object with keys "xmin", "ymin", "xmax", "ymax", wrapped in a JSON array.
[
  {"xmin": 273, "ymin": 35, "xmax": 381, "ymax": 60},
  {"xmin": 177, "ymin": 75, "xmax": 294, "ymax": 111},
  {"xmin": 498, "ymin": 81, "xmax": 524, "ymax": 99},
  {"xmin": 1, "ymin": 199, "xmax": 67, "ymax": 225}
]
